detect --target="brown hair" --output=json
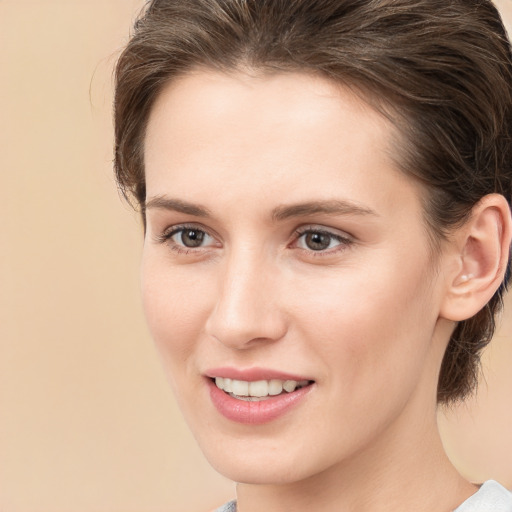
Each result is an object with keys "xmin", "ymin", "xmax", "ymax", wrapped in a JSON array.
[{"xmin": 114, "ymin": 0, "xmax": 512, "ymax": 404}]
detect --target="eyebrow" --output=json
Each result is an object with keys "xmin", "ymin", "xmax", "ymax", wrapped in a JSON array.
[
  {"xmin": 271, "ymin": 200, "xmax": 378, "ymax": 222},
  {"xmin": 144, "ymin": 196, "xmax": 378, "ymax": 221},
  {"xmin": 144, "ymin": 196, "xmax": 212, "ymax": 217}
]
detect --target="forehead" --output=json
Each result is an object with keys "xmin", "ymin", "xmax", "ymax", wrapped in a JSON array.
[
  {"xmin": 144, "ymin": 69, "xmax": 420, "ymax": 220},
  {"xmin": 145, "ymin": 69, "xmax": 392, "ymax": 163}
]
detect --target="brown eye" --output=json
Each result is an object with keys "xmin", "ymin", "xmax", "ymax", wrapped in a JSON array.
[
  {"xmin": 295, "ymin": 228, "xmax": 352, "ymax": 254},
  {"xmin": 179, "ymin": 229, "xmax": 205, "ymax": 248},
  {"xmin": 304, "ymin": 232, "xmax": 332, "ymax": 251},
  {"xmin": 165, "ymin": 226, "xmax": 215, "ymax": 249}
]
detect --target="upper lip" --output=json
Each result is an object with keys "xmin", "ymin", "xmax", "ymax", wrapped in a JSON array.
[{"xmin": 204, "ymin": 366, "xmax": 314, "ymax": 382}]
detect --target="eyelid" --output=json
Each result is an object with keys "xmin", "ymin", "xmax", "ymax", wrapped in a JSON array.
[
  {"xmin": 153, "ymin": 221, "xmax": 353, "ymax": 255},
  {"xmin": 291, "ymin": 224, "xmax": 354, "ymax": 254},
  {"xmin": 294, "ymin": 224, "xmax": 353, "ymax": 240},
  {"xmin": 154, "ymin": 222, "xmax": 220, "ymax": 248}
]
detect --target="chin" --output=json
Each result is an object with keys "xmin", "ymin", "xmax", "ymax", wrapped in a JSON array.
[
  {"xmin": 193, "ymin": 430, "xmax": 336, "ymax": 486},
  {"xmin": 207, "ymin": 455, "xmax": 310, "ymax": 485}
]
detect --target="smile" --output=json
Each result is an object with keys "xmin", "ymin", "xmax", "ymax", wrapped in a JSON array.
[
  {"xmin": 206, "ymin": 371, "xmax": 315, "ymax": 424},
  {"xmin": 214, "ymin": 377, "xmax": 311, "ymax": 401}
]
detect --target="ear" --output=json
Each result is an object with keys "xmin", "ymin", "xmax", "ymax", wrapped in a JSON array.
[{"xmin": 440, "ymin": 194, "xmax": 512, "ymax": 322}]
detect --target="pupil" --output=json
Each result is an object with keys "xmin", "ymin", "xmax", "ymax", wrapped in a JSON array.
[
  {"xmin": 182, "ymin": 229, "xmax": 204, "ymax": 247},
  {"xmin": 305, "ymin": 232, "xmax": 331, "ymax": 251}
]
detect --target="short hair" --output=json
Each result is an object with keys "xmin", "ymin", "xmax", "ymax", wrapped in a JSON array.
[{"xmin": 114, "ymin": 0, "xmax": 512, "ymax": 404}]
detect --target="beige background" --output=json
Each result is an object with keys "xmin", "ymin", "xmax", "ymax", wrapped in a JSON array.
[{"xmin": 1, "ymin": 1, "xmax": 511, "ymax": 511}]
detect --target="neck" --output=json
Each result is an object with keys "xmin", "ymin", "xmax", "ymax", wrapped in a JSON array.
[{"xmin": 235, "ymin": 393, "xmax": 477, "ymax": 512}]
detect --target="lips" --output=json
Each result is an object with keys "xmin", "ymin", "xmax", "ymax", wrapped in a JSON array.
[
  {"xmin": 204, "ymin": 366, "xmax": 313, "ymax": 382},
  {"xmin": 204, "ymin": 367, "xmax": 315, "ymax": 424}
]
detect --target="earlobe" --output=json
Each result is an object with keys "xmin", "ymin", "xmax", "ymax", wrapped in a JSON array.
[{"xmin": 440, "ymin": 194, "xmax": 512, "ymax": 322}]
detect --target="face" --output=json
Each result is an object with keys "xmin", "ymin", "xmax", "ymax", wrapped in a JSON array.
[{"xmin": 142, "ymin": 70, "xmax": 451, "ymax": 485}]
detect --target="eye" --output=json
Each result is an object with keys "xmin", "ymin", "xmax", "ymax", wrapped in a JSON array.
[
  {"xmin": 172, "ymin": 227, "xmax": 210, "ymax": 248},
  {"xmin": 294, "ymin": 227, "xmax": 352, "ymax": 253},
  {"xmin": 157, "ymin": 224, "xmax": 218, "ymax": 252}
]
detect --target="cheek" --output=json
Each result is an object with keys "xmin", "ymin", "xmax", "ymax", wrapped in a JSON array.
[
  {"xmin": 289, "ymin": 252, "xmax": 437, "ymax": 393},
  {"xmin": 141, "ymin": 253, "xmax": 212, "ymax": 374},
  {"xmin": 283, "ymin": 262, "xmax": 438, "ymax": 458}
]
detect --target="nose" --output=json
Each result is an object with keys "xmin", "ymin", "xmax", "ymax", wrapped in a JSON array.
[{"xmin": 204, "ymin": 248, "xmax": 288, "ymax": 349}]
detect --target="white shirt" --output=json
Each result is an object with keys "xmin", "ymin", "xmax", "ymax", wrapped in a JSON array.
[
  {"xmin": 454, "ymin": 480, "xmax": 512, "ymax": 512},
  {"xmin": 215, "ymin": 480, "xmax": 512, "ymax": 512}
]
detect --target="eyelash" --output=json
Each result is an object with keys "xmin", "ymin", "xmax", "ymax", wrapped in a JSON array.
[
  {"xmin": 292, "ymin": 226, "xmax": 354, "ymax": 256},
  {"xmin": 155, "ymin": 223, "xmax": 216, "ymax": 255},
  {"xmin": 155, "ymin": 223, "xmax": 354, "ymax": 257}
]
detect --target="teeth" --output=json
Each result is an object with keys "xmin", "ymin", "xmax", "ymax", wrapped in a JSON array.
[
  {"xmin": 283, "ymin": 380, "xmax": 297, "ymax": 392},
  {"xmin": 214, "ymin": 377, "xmax": 310, "ymax": 398},
  {"xmin": 249, "ymin": 380, "xmax": 268, "ymax": 397},
  {"xmin": 231, "ymin": 379, "xmax": 249, "ymax": 396},
  {"xmin": 223, "ymin": 378, "xmax": 233, "ymax": 393},
  {"xmin": 268, "ymin": 379, "xmax": 283, "ymax": 396}
]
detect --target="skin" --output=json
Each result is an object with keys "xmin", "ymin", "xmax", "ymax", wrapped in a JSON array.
[{"xmin": 142, "ymin": 69, "xmax": 483, "ymax": 512}]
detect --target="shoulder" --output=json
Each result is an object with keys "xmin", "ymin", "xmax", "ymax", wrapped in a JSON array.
[{"xmin": 454, "ymin": 480, "xmax": 512, "ymax": 512}]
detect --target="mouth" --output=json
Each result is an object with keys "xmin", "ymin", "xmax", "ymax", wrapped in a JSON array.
[
  {"xmin": 205, "ymin": 370, "xmax": 315, "ymax": 424},
  {"xmin": 212, "ymin": 377, "xmax": 313, "ymax": 401}
]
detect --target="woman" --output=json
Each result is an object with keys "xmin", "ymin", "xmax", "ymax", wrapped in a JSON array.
[{"xmin": 114, "ymin": 0, "xmax": 512, "ymax": 510}]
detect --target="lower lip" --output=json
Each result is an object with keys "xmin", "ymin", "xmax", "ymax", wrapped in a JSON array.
[{"xmin": 207, "ymin": 379, "xmax": 313, "ymax": 425}]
